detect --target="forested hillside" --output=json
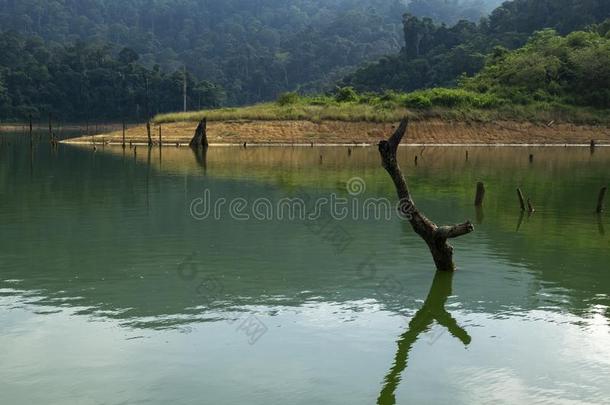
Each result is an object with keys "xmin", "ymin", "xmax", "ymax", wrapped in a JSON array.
[
  {"xmin": 2, "ymin": 0, "xmax": 607, "ymax": 121},
  {"xmin": 0, "ymin": 32, "xmax": 225, "ymax": 120},
  {"xmin": 343, "ymin": 0, "xmax": 610, "ymax": 94},
  {"xmin": 0, "ymin": 0, "xmax": 506, "ymax": 120},
  {"xmin": 0, "ymin": 0, "xmax": 408, "ymax": 107}
]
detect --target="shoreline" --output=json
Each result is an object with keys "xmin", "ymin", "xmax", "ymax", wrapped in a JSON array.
[
  {"xmin": 62, "ymin": 141, "xmax": 610, "ymax": 148},
  {"xmin": 60, "ymin": 119, "xmax": 610, "ymax": 146}
]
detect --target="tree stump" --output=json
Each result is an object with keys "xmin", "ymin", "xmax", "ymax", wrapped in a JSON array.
[
  {"xmin": 189, "ymin": 118, "xmax": 209, "ymax": 148},
  {"xmin": 146, "ymin": 121, "xmax": 153, "ymax": 147},
  {"xmin": 378, "ymin": 119, "xmax": 474, "ymax": 272}
]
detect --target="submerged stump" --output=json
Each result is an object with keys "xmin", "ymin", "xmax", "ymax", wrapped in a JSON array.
[
  {"xmin": 378, "ymin": 119, "xmax": 474, "ymax": 272},
  {"xmin": 189, "ymin": 118, "xmax": 209, "ymax": 148}
]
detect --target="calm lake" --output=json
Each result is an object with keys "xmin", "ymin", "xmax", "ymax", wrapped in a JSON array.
[{"xmin": 1, "ymin": 131, "xmax": 609, "ymax": 404}]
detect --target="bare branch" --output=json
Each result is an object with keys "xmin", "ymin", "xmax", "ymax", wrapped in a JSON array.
[
  {"xmin": 436, "ymin": 222, "xmax": 475, "ymax": 239},
  {"xmin": 388, "ymin": 118, "xmax": 409, "ymax": 152}
]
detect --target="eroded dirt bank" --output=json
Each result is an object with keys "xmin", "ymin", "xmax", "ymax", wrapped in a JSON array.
[{"xmin": 61, "ymin": 119, "xmax": 610, "ymax": 145}]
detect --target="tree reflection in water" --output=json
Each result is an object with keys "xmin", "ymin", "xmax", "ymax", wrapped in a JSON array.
[{"xmin": 377, "ymin": 271, "xmax": 471, "ymax": 405}]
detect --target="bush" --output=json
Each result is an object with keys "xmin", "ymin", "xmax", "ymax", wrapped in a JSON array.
[
  {"xmin": 402, "ymin": 88, "xmax": 503, "ymax": 109},
  {"xmin": 334, "ymin": 86, "xmax": 359, "ymax": 102},
  {"xmin": 277, "ymin": 92, "xmax": 300, "ymax": 106},
  {"xmin": 403, "ymin": 93, "xmax": 432, "ymax": 109}
]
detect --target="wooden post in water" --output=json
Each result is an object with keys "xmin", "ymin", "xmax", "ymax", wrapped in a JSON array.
[
  {"xmin": 414, "ymin": 155, "xmax": 418, "ymax": 166},
  {"xmin": 146, "ymin": 121, "xmax": 153, "ymax": 147},
  {"xmin": 517, "ymin": 188, "xmax": 526, "ymax": 211},
  {"xmin": 597, "ymin": 187, "xmax": 607, "ymax": 213},
  {"xmin": 466, "ymin": 150, "xmax": 469, "ymax": 162},
  {"xmin": 48, "ymin": 113, "xmax": 53, "ymax": 142},
  {"xmin": 529, "ymin": 154, "xmax": 534, "ymax": 164},
  {"xmin": 158, "ymin": 125, "xmax": 162, "ymax": 147},
  {"xmin": 122, "ymin": 120, "xmax": 126, "ymax": 149},
  {"xmin": 29, "ymin": 115, "xmax": 33, "ymax": 147},
  {"xmin": 474, "ymin": 182, "xmax": 485, "ymax": 207}
]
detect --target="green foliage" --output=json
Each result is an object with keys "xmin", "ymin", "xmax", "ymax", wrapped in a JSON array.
[
  {"xmin": 277, "ymin": 92, "xmax": 301, "ymax": 106},
  {"xmin": 334, "ymin": 87, "xmax": 359, "ymax": 103},
  {"xmin": 402, "ymin": 88, "xmax": 503, "ymax": 109},
  {"xmin": 402, "ymin": 93, "xmax": 433, "ymax": 109},
  {"xmin": 0, "ymin": 31, "xmax": 225, "ymax": 120},
  {"xmin": 0, "ymin": 0, "xmax": 411, "ymax": 107},
  {"xmin": 344, "ymin": 0, "xmax": 609, "ymax": 94},
  {"xmin": 463, "ymin": 29, "xmax": 610, "ymax": 108},
  {"xmin": 155, "ymin": 85, "xmax": 609, "ymax": 125}
]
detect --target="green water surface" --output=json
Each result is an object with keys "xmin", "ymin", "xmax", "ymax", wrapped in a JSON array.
[{"xmin": 1, "ymin": 132, "xmax": 609, "ymax": 404}]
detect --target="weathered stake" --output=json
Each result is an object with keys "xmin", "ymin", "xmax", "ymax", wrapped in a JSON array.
[
  {"xmin": 48, "ymin": 113, "xmax": 52, "ymax": 141},
  {"xmin": 158, "ymin": 125, "xmax": 162, "ymax": 147},
  {"xmin": 29, "ymin": 114, "xmax": 33, "ymax": 147},
  {"xmin": 378, "ymin": 119, "xmax": 474, "ymax": 272},
  {"xmin": 597, "ymin": 187, "xmax": 607, "ymax": 213},
  {"xmin": 474, "ymin": 182, "xmax": 485, "ymax": 207},
  {"xmin": 122, "ymin": 120, "xmax": 126, "ymax": 149},
  {"xmin": 146, "ymin": 121, "xmax": 153, "ymax": 147}
]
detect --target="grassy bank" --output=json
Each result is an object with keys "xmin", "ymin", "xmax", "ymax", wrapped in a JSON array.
[{"xmin": 155, "ymin": 89, "xmax": 610, "ymax": 126}]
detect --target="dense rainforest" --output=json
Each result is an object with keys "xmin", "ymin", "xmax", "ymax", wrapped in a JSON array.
[
  {"xmin": 343, "ymin": 0, "xmax": 610, "ymax": 95},
  {"xmin": 0, "ymin": 0, "xmax": 502, "ymax": 120},
  {"xmin": 0, "ymin": 32, "xmax": 225, "ymax": 120},
  {"xmin": 0, "ymin": 0, "xmax": 608, "ymax": 121}
]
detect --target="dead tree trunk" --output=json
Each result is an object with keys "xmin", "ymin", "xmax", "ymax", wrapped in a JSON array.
[
  {"xmin": 379, "ymin": 119, "xmax": 474, "ymax": 272},
  {"xmin": 146, "ymin": 121, "xmax": 153, "ymax": 147},
  {"xmin": 189, "ymin": 118, "xmax": 208, "ymax": 148}
]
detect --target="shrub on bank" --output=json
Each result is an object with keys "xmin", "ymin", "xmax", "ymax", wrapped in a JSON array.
[{"xmin": 402, "ymin": 88, "xmax": 504, "ymax": 109}]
